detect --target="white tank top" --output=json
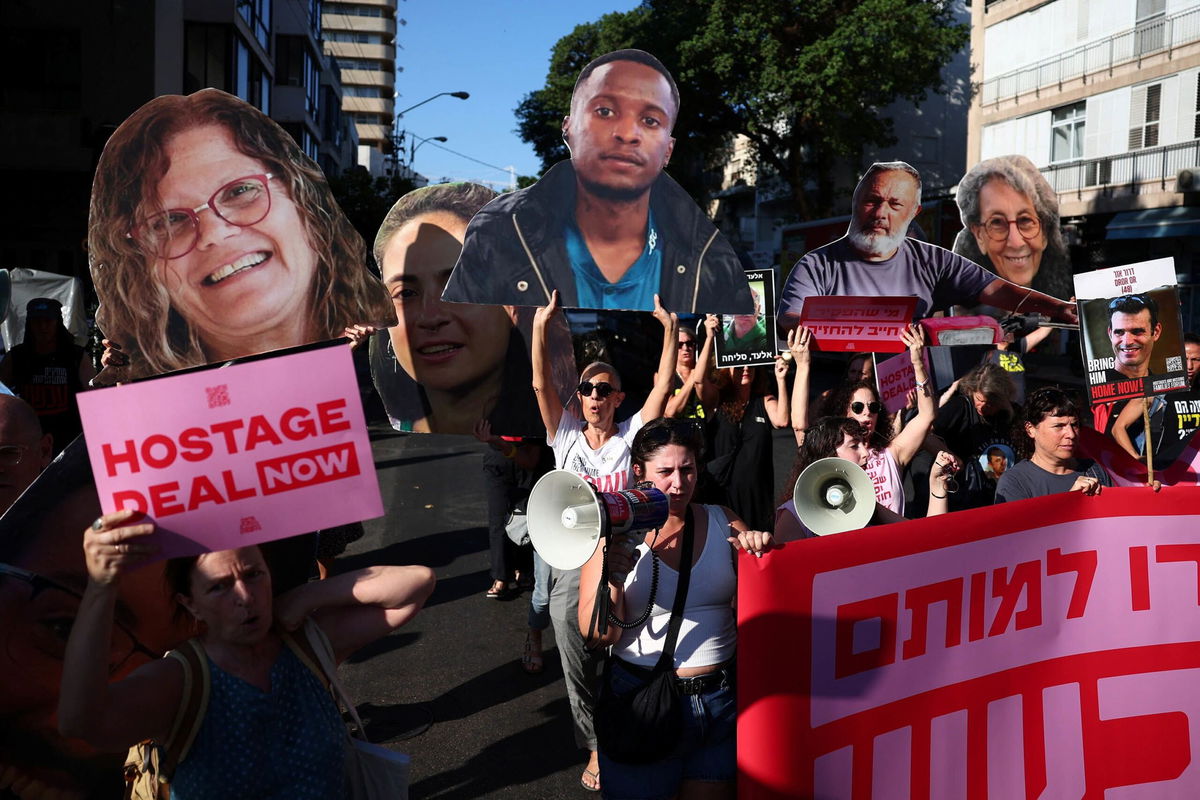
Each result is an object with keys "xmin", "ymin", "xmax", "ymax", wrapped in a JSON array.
[{"xmin": 612, "ymin": 505, "xmax": 737, "ymax": 669}]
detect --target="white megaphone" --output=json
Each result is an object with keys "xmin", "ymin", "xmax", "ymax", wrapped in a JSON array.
[
  {"xmin": 527, "ymin": 470, "xmax": 669, "ymax": 574},
  {"xmin": 793, "ymin": 457, "xmax": 876, "ymax": 536}
]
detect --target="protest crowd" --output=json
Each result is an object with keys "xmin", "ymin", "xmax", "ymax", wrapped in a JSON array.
[{"xmin": 2, "ymin": 46, "xmax": 1198, "ymax": 800}]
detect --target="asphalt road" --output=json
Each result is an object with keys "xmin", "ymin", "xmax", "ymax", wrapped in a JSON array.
[
  {"xmin": 329, "ymin": 421, "xmax": 799, "ymax": 800},
  {"xmin": 332, "ymin": 426, "xmax": 592, "ymax": 800}
]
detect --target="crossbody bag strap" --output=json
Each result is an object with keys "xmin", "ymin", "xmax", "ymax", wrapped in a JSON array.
[
  {"xmin": 653, "ymin": 505, "xmax": 696, "ymax": 673},
  {"xmin": 300, "ymin": 617, "xmax": 371, "ymax": 743},
  {"xmin": 160, "ymin": 638, "xmax": 210, "ymax": 779}
]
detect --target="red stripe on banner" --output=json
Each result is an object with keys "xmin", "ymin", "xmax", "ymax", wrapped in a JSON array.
[{"xmin": 1130, "ymin": 546, "xmax": 1151, "ymax": 611}]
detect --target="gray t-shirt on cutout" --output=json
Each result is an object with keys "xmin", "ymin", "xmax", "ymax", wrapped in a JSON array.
[{"xmin": 777, "ymin": 237, "xmax": 997, "ymax": 322}]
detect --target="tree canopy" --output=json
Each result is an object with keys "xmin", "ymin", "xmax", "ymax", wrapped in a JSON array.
[{"xmin": 514, "ymin": 0, "xmax": 968, "ymax": 218}]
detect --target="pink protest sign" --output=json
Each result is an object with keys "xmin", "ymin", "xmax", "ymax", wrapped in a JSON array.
[
  {"xmin": 799, "ymin": 296, "xmax": 917, "ymax": 352},
  {"xmin": 738, "ymin": 488, "xmax": 1200, "ymax": 798},
  {"xmin": 78, "ymin": 344, "xmax": 383, "ymax": 559},
  {"xmin": 874, "ymin": 349, "xmax": 932, "ymax": 414}
]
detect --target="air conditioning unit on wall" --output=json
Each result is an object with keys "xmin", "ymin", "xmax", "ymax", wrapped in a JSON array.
[{"xmin": 1175, "ymin": 168, "xmax": 1200, "ymax": 193}]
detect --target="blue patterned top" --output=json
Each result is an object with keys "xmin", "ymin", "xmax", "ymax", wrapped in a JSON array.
[{"xmin": 170, "ymin": 643, "xmax": 346, "ymax": 799}]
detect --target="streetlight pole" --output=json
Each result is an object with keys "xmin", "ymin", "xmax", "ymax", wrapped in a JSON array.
[
  {"xmin": 389, "ymin": 91, "xmax": 468, "ymax": 177},
  {"xmin": 409, "ymin": 134, "xmax": 448, "ymax": 166}
]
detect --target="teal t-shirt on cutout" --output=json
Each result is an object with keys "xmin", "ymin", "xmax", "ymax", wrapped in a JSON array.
[{"xmin": 564, "ymin": 209, "xmax": 661, "ymax": 310}]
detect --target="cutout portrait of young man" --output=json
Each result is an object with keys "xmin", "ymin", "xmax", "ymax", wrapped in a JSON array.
[{"xmin": 442, "ymin": 49, "xmax": 754, "ymax": 314}]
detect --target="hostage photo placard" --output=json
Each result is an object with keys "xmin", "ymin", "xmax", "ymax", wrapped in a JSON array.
[
  {"xmin": 1074, "ymin": 258, "xmax": 1188, "ymax": 406},
  {"xmin": 78, "ymin": 343, "xmax": 383, "ymax": 558},
  {"xmin": 716, "ymin": 269, "xmax": 778, "ymax": 368}
]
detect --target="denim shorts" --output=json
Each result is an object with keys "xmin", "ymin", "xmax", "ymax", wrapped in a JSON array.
[{"xmin": 598, "ymin": 659, "xmax": 736, "ymax": 800}]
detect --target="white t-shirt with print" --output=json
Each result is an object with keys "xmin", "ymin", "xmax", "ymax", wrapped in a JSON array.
[{"xmin": 549, "ymin": 409, "xmax": 645, "ymax": 493}]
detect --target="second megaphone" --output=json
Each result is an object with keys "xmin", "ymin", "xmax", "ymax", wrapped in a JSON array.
[
  {"xmin": 792, "ymin": 457, "xmax": 875, "ymax": 536},
  {"xmin": 527, "ymin": 470, "xmax": 669, "ymax": 570}
]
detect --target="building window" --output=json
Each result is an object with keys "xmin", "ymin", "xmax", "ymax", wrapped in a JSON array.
[
  {"xmin": 1135, "ymin": 0, "xmax": 1167, "ymax": 56},
  {"xmin": 1051, "ymin": 102, "xmax": 1086, "ymax": 163},
  {"xmin": 184, "ymin": 23, "xmax": 231, "ymax": 95},
  {"xmin": 1129, "ymin": 83, "xmax": 1161, "ymax": 150},
  {"xmin": 239, "ymin": 0, "xmax": 272, "ymax": 50},
  {"xmin": 309, "ymin": 0, "xmax": 322, "ymax": 38},
  {"xmin": 1194, "ymin": 73, "xmax": 1200, "ymax": 140},
  {"xmin": 235, "ymin": 38, "xmax": 270, "ymax": 114},
  {"xmin": 276, "ymin": 35, "xmax": 306, "ymax": 87},
  {"xmin": 344, "ymin": 86, "xmax": 383, "ymax": 97},
  {"xmin": 326, "ymin": 31, "xmax": 388, "ymax": 45}
]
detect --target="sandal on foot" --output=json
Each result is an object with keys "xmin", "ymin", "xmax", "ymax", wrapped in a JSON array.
[
  {"xmin": 486, "ymin": 581, "xmax": 508, "ymax": 599},
  {"xmin": 522, "ymin": 633, "xmax": 544, "ymax": 674},
  {"xmin": 580, "ymin": 767, "xmax": 600, "ymax": 792}
]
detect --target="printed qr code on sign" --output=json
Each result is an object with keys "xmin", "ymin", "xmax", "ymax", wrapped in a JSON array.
[
  {"xmin": 239, "ymin": 516, "xmax": 261, "ymax": 534},
  {"xmin": 206, "ymin": 384, "xmax": 231, "ymax": 408},
  {"xmin": 1166, "ymin": 356, "xmax": 1182, "ymax": 371}
]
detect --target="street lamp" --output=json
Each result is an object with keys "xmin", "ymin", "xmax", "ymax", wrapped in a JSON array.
[
  {"xmin": 394, "ymin": 91, "xmax": 469, "ymax": 120},
  {"xmin": 389, "ymin": 91, "xmax": 468, "ymax": 174},
  {"xmin": 409, "ymin": 134, "xmax": 448, "ymax": 165}
]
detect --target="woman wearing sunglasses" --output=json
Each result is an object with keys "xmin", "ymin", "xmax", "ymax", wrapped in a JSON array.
[
  {"xmin": 88, "ymin": 89, "xmax": 394, "ymax": 380},
  {"xmin": 532, "ymin": 288, "xmax": 678, "ymax": 792},
  {"xmin": 788, "ymin": 323, "xmax": 937, "ymax": 518},
  {"xmin": 775, "ymin": 416, "xmax": 959, "ymax": 542}
]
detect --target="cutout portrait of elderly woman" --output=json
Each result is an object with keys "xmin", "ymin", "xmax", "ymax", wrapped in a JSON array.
[
  {"xmin": 952, "ymin": 154, "xmax": 1072, "ymax": 301},
  {"xmin": 370, "ymin": 183, "xmax": 577, "ymax": 436},
  {"xmin": 88, "ymin": 89, "xmax": 395, "ymax": 381}
]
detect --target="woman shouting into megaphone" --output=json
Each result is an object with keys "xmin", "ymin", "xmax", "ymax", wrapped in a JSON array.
[{"xmin": 578, "ymin": 416, "xmax": 771, "ymax": 800}]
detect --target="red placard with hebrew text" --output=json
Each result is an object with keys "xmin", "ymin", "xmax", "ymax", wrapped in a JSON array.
[
  {"xmin": 738, "ymin": 488, "xmax": 1200, "ymax": 799},
  {"xmin": 798, "ymin": 296, "xmax": 917, "ymax": 353}
]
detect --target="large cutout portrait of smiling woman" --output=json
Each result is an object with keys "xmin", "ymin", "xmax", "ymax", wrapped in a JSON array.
[{"xmin": 89, "ymin": 89, "xmax": 395, "ymax": 381}]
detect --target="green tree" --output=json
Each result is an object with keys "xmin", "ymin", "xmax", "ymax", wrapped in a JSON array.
[
  {"xmin": 328, "ymin": 167, "xmax": 417, "ymax": 260},
  {"xmin": 514, "ymin": 0, "xmax": 968, "ymax": 218}
]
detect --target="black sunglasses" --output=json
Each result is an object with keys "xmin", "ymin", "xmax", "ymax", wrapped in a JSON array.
[
  {"xmin": 850, "ymin": 401, "xmax": 884, "ymax": 415},
  {"xmin": 578, "ymin": 380, "xmax": 616, "ymax": 398}
]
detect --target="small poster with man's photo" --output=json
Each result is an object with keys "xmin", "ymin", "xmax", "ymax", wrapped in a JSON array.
[
  {"xmin": 1074, "ymin": 258, "xmax": 1189, "ymax": 406},
  {"xmin": 715, "ymin": 269, "xmax": 778, "ymax": 368}
]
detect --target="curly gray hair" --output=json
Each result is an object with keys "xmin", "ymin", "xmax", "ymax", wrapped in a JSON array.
[{"xmin": 952, "ymin": 155, "xmax": 1071, "ymax": 299}]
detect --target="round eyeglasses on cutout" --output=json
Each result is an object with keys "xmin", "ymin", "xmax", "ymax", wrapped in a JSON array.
[
  {"xmin": 980, "ymin": 214, "xmax": 1040, "ymax": 242},
  {"xmin": 127, "ymin": 173, "xmax": 275, "ymax": 260}
]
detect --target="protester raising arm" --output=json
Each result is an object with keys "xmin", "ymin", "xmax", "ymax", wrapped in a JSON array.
[
  {"xmin": 927, "ymin": 451, "xmax": 961, "ymax": 517},
  {"xmin": 274, "ymin": 562, "xmax": 434, "ymax": 664},
  {"xmin": 764, "ymin": 356, "xmax": 790, "ymax": 429},
  {"xmin": 788, "ymin": 326, "xmax": 814, "ymax": 446},
  {"xmin": 532, "ymin": 290, "xmax": 565, "ymax": 440},
  {"xmin": 639, "ymin": 294, "xmax": 680, "ymax": 421},
  {"xmin": 664, "ymin": 315, "xmax": 718, "ymax": 418},
  {"xmin": 886, "ymin": 324, "xmax": 937, "ymax": 469},
  {"xmin": 58, "ymin": 510, "xmax": 181, "ymax": 748},
  {"xmin": 1110, "ymin": 397, "xmax": 1150, "ymax": 460}
]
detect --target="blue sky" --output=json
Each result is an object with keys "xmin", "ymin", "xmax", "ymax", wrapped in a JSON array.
[{"xmin": 395, "ymin": 1, "xmax": 642, "ymax": 190}]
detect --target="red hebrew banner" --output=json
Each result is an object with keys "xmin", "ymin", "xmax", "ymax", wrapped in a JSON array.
[{"xmin": 738, "ymin": 488, "xmax": 1200, "ymax": 799}]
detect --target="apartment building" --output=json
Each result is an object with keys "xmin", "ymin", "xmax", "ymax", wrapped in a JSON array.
[
  {"xmin": 969, "ymin": 0, "xmax": 1200, "ymax": 324},
  {"xmin": 1, "ymin": 0, "xmax": 358, "ymax": 281},
  {"xmin": 321, "ymin": 0, "xmax": 399, "ymax": 170}
]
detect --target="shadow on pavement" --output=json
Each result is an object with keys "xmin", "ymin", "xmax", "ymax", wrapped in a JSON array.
[{"xmin": 338, "ymin": 528, "xmax": 488, "ymax": 571}]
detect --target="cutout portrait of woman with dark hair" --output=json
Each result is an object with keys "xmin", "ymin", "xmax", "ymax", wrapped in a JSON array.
[
  {"xmin": 88, "ymin": 89, "xmax": 396, "ymax": 381},
  {"xmin": 370, "ymin": 183, "xmax": 576, "ymax": 436}
]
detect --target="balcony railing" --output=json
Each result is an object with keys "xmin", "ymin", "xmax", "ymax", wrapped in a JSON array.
[
  {"xmin": 982, "ymin": 6, "xmax": 1200, "ymax": 105},
  {"xmin": 1040, "ymin": 139, "xmax": 1200, "ymax": 196}
]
